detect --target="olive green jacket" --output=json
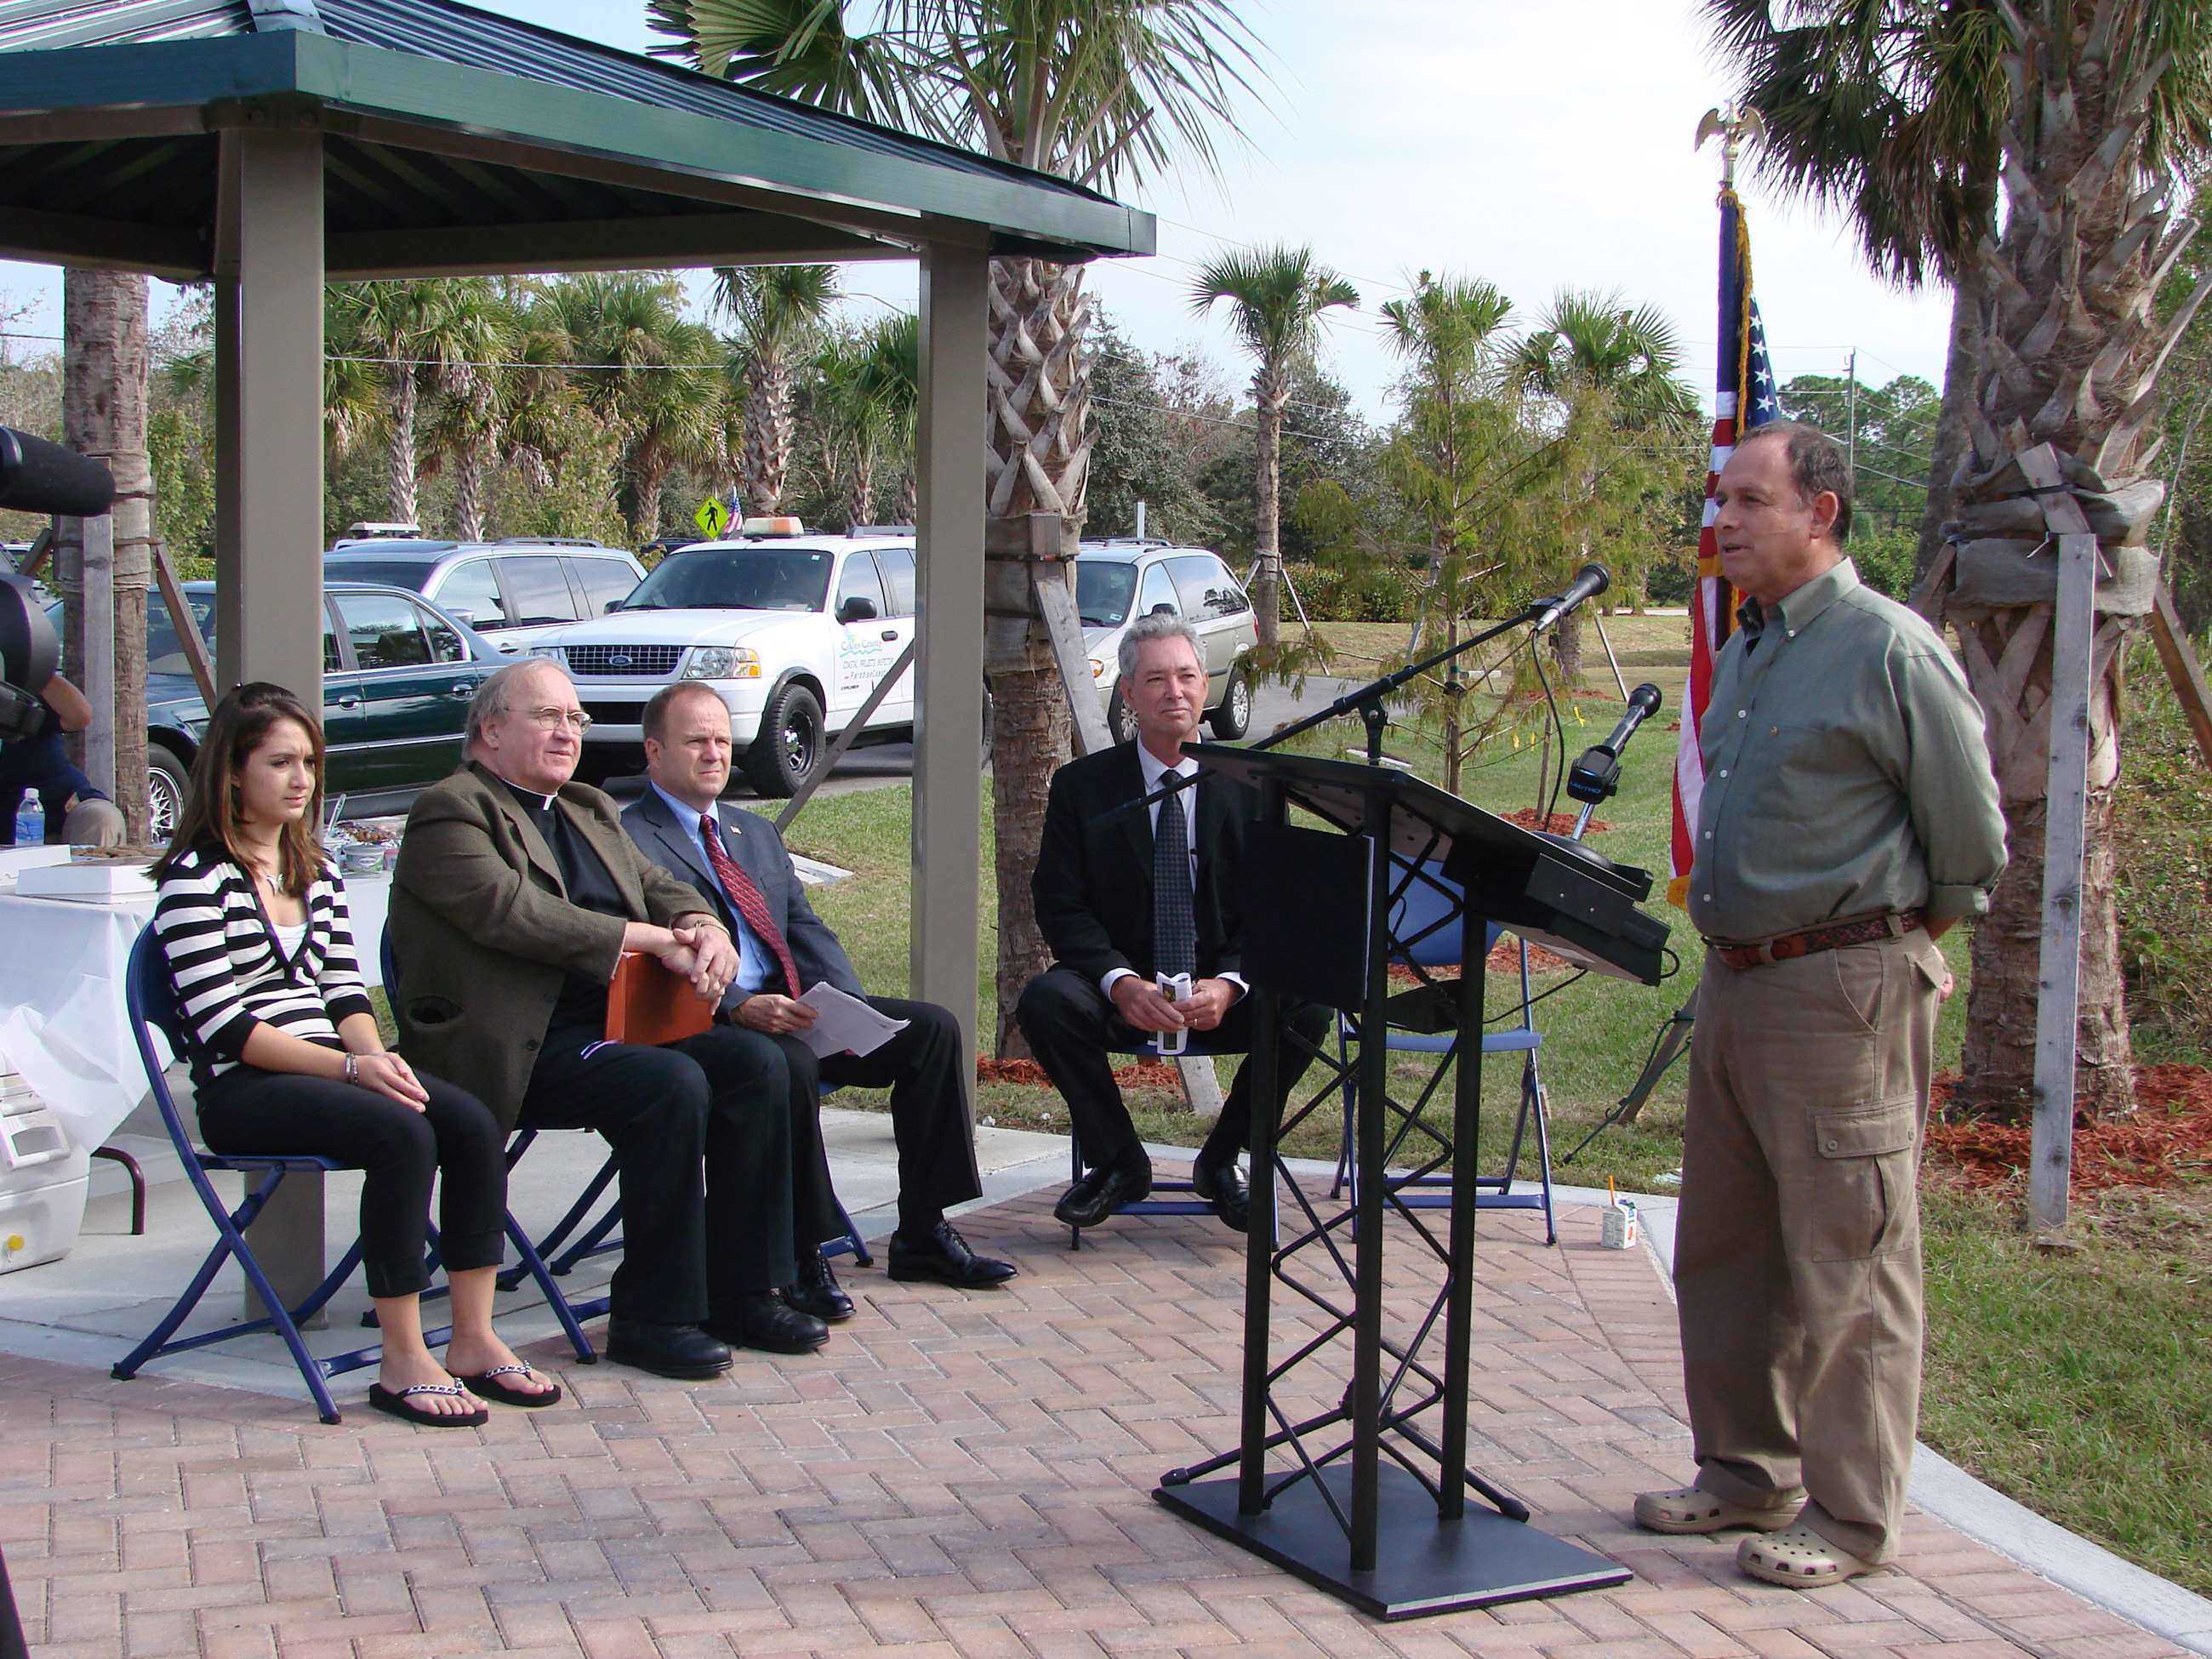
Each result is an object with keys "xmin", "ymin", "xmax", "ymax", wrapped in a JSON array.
[{"xmin": 389, "ymin": 762, "xmax": 715, "ymax": 1132}]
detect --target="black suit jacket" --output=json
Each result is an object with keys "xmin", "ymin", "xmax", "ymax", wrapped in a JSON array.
[
  {"xmin": 1031, "ymin": 744, "xmax": 1257, "ymax": 986},
  {"xmin": 621, "ymin": 786, "xmax": 864, "ymax": 1015}
]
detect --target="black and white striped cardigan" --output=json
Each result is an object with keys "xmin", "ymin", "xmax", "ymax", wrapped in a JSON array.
[{"xmin": 151, "ymin": 845, "xmax": 375, "ymax": 1085}]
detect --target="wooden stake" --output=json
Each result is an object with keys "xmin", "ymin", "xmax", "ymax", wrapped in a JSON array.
[
  {"xmin": 2147, "ymin": 584, "xmax": 2212, "ymax": 768},
  {"xmin": 151, "ymin": 539, "xmax": 217, "ymax": 708}
]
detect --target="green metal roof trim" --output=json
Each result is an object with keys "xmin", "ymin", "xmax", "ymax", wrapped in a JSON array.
[{"xmin": 0, "ymin": 0, "xmax": 1154, "ymax": 258}]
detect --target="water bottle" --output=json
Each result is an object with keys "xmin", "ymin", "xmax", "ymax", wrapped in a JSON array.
[{"xmin": 13, "ymin": 795, "xmax": 44, "ymax": 846}]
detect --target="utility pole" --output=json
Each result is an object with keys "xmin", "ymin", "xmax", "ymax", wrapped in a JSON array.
[{"xmin": 1844, "ymin": 348, "xmax": 1859, "ymax": 489}]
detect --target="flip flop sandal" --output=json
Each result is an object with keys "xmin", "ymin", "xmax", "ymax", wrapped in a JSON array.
[
  {"xmin": 368, "ymin": 1381, "xmax": 489, "ymax": 1428},
  {"xmin": 459, "ymin": 1363, "xmax": 563, "ymax": 1408},
  {"xmin": 1633, "ymin": 1485, "xmax": 1804, "ymax": 1535},
  {"xmin": 1737, "ymin": 1524, "xmax": 1879, "ymax": 1588}
]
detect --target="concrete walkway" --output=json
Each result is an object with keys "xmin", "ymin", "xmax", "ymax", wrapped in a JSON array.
[{"xmin": 1, "ymin": 1128, "xmax": 2203, "ymax": 1658}]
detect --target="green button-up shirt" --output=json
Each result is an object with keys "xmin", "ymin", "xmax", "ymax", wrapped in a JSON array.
[{"xmin": 1687, "ymin": 557, "xmax": 2005, "ymax": 943}]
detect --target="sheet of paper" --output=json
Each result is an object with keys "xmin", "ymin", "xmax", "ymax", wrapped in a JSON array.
[{"xmin": 795, "ymin": 982, "xmax": 907, "ymax": 1058}]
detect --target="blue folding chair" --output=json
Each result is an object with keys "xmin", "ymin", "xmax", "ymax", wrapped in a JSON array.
[
  {"xmin": 1331, "ymin": 858, "xmax": 1558, "ymax": 1244},
  {"xmin": 1062, "ymin": 1036, "xmax": 1234, "ymax": 1250},
  {"xmin": 116, "ymin": 926, "xmax": 401, "ymax": 1423}
]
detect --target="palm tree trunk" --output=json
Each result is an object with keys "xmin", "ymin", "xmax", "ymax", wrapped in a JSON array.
[
  {"xmin": 453, "ymin": 444, "xmax": 488, "ymax": 541},
  {"xmin": 1936, "ymin": 0, "xmax": 2186, "ymax": 1122},
  {"xmin": 899, "ymin": 470, "xmax": 917, "ymax": 527},
  {"xmin": 1915, "ymin": 173, "xmax": 1997, "ymax": 584},
  {"xmin": 386, "ymin": 373, "xmax": 419, "ymax": 527},
  {"xmin": 58, "ymin": 269, "xmax": 153, "ymax": 839},
  {"xmin": 744, "ymin": 351, "xmax": 794, "ymax": 514},
  {"xmin": 847, "ymin": 449, "xmax": 875, "ymax": 533},
  {"xmin": 1251, "ymin": 362, "xmax": 1286, "ymax": 651},
  {"xmin": 633, "ymin": 462, "xmax": 666, "ymax": 547},
  {"xmin": 985, "ymin": 255, "xmax": 1092, "ymax": 1057}
]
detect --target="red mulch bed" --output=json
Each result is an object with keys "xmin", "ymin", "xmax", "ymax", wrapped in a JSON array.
[
  {"xmin": 978, "ymin": 1056, "xmax": 1181, "ymax": 1090},
  {"xmin": 1501, "ymin": 807, "xmax": 1611, "ymax": 836},
  {"xmin": 1382, "ymin": 936, "xmax": 1576, "ymax": 983},
  {"xmin": 1925, "ymin": 1063, "xmax": 2212, "ymax": 1193}
]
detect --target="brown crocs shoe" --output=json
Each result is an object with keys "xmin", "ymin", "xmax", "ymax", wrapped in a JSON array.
[
  {"xmin": 1737, "ymin": 1524, "xmax": 1881, "ymax": 1587},
  {"xmin": 1633, "ymin": 1485, "xmax": 1804, "ymax": 1535}
]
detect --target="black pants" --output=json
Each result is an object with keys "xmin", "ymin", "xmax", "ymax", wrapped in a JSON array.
[
  {"xmin": 712, "ymin": 996, "xmax": 981, "ymax": 1245},
  {"xmin": 520, "ymin": 1026, "xmax": 795, "ymax": 1326},
  {"xmin": 1014, "ymin": 967, "xmax": 1331, "ymax": 1173},
  {"xmin": 195, "ymin": 1064, "xmax": 506, "ymax": 1300}
]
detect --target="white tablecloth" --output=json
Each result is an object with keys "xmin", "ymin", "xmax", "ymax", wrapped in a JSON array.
[{"xmin": 0, "ymin": 863, "xmax": 391, "ymax": 1154}]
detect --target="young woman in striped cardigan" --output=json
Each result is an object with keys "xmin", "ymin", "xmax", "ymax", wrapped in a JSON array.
[{"xmin": 151, "ymin": 683, "xmax": 561, "ymax": 1425}]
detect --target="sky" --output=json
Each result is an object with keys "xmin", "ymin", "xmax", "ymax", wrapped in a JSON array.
[{"xmin": 0, "ymin": 0, "xmax": 1959, "ymax": 428}]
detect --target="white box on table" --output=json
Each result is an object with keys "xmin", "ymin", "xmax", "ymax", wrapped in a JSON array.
[{"xmin": 14, "ymin": 859, "xmax": 157, "ymax": 902}]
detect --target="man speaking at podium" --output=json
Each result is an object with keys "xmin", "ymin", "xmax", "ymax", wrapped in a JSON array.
[
  {"xmin": 1637, "ymin": 422, "xmax": 2004, "ymax": 1587},
  {"xmin": 1018, "ymin": 614, "xmax": 1328, "ymax": 1233}
]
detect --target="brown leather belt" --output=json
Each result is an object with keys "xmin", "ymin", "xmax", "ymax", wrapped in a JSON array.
[{"xmin": 1706, "ymin": 909, "xmax": 1925, "ymax": 971}]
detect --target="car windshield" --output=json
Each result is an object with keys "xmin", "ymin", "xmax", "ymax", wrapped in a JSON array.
[
  {"xmin": 322, "ymin": 560, "xmax": 432, "ymax": 591},
  {"xmin": 1075, "ymin": 561, "xmax": 1137, "ymax": 627},
  {"xmin": 46, "ymin": 590, "xmax": 219, "ymax": 676},
  {"xmin": 619, "ymin": 547, "xmax": 834, "ymax": 613}
]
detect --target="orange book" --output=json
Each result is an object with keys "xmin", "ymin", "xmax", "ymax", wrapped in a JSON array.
[{"xmin": 603, "ymin": 950, "xmax": 715, "ymax": 1046}]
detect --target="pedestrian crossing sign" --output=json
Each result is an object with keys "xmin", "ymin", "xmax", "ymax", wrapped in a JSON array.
[{"xmin": 694, "ymin": 497, "xmax": 732, "ymax": 538}]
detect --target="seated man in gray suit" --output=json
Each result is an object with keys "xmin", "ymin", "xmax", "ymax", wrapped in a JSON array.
[{"xmin": 621, "ymin": 681, "xmax": 1015, "ymax": 1321}]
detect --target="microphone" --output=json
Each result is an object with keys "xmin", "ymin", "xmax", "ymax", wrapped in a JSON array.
[
  {"xmin": 1530, "ymin": 562, "xmax": 1611, "ymax": 633},
  {"xmin": 0, "ymin": 427, "xmax": 116, "ymax": 517},
  {"xmin": 1566, "ymin": 681, "xmax": 1663, "ymax": 807}
]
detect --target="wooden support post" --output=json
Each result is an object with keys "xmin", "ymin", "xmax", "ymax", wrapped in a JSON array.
[
  {"xmin": 2148, "ymin": 584, "xmax": 2212, "ymax": 769},
  {"xmin": 151, "ymin": 539, "xmax": 216, "ymax": 707},
  {"xmin": 80, "ymin": 512, "xmax": 115, "ymax": 801},
  {"xmin": 773, "ymin": 637, "xmax": 915, "ymax": 835},
  {"xmin": 2032, "ymin": 522, "xmax": 2097, "ymax": 1237}
]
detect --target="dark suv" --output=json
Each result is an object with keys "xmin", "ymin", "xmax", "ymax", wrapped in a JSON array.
[
  {"xmin": 121, "ymin": 581, "xmax": 505, "ymax": 838},
  {"xmin": 323, "ymin": 538, "xmax": 646, "ymax": 655}
]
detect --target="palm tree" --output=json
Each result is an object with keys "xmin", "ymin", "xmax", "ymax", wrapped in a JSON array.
[
  {"xmin": 716, "ymin": 263, "xmax": 839, "ymax": 514},
  {"xmin": 809, "ymin": 326, "xmax": 892, "ymax": 530},
  {"xmin": 857, "ymin": 311, "xmax": 921, "ymax": 522},
  {"xmin": 1504, "ymin": 290, "xmax": 1697, "ymax": 680},
  {"xmin": 654, "ymin": 0, "xmax": 1262, "ymax": 1054},
  {"xmin": 1924, "ymin": 1, "xmax": 2212, "ymax": 1121},
  {"xmin": 1189, "ymin": 245, "xmax": 1359, "ymax": 650},
  {"xmin": 541, "ymin": 272, "xmax": 728, "ymax": 543},
  {"xmin": 413, "ymin": 282, "xmax": 518, "ymax": 540}
]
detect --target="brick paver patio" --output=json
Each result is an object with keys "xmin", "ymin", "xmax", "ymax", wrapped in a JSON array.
[{"xmin": 1, "ymin": 1189, "xmax": 2185, "ymax": 1658}]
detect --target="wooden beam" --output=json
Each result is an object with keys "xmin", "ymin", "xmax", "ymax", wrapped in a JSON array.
[
  {"xmin": 1035, "ymin": 559, "xmax": 1114, "ymax": 758},
  {"xmin": 151, "ymin": 539, "xmax": 217, "ymax": 709},
  {"xmin": 326, "ymin": 210, "xmax": 904, "ymax": 278},
  {"xmin": 2148, "ymin": 584, "xmax": 2212, "ymax": 768},
  {"xmin": 2024, "ymin": 442, "xmax": 2095, "ymax": 1239},
  {"xmin": 0, "ymin": 206, "xmax": 205, "ymax": 279}
]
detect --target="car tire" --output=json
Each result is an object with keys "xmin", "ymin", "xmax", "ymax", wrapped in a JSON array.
[
  {"xmin": 744, "ymin": 681, "xmax": 825, "ymax": 798},
  {"xmin": 1208, "ymin": 666, "xmax": 1255, "ymax": 740},
  {"xmin": 147, "ymin": 743, "xmax": 190, "ymax": 843},
  {"xmin": 1105, "ymin": 689, "xmax": 1138, "ymax": 746}
]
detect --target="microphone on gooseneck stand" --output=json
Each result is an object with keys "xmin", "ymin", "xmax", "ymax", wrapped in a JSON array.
[
  {"xmin": 1565, "ymin": 681, "xmax": 1664, "ymax": 841},
  {"xmin": 1530, "ymin": 562, "xmax": 1611, "ymax": 635}
]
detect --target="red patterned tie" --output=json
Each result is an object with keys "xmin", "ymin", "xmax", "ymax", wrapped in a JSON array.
[{"xmin": 699, "ymin": 812, "xmax": 801, "ymax": 996}]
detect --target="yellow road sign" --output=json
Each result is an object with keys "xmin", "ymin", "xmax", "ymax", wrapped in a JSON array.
[{"xmin": 694, "ymin": 497, "xmax": 732, "ymax": 538}]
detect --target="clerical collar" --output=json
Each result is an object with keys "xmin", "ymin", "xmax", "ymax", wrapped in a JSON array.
[{"xmin": 496, "ymin": 775, "xmax": 559, "ymax": 816}]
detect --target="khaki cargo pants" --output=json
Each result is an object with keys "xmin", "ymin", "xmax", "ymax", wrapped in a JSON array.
[{"xmin": 1676, "ymin": 928, "xmax": 1946, "ymax": 1564}]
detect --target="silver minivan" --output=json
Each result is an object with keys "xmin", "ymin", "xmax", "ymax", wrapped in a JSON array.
[
  {"xmin": 1075, "ymin": 541, "xmax": 1258, "ymax": 743},
  {"xmin": 322, "ymin": 537, "xmax": 647, "ymax": 655}
]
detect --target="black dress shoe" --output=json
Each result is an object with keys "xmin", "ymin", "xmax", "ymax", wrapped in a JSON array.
[
  {"xmin": 888, "ymin": 1221, "xmax": 1018, "ymax": 1288},
  {"xmin": 603, "ymin": 1318, "xmax": 733, "ymax": 1380},
  {"xmin": 704, "ymin": 1291, "xmax": 830, "ymax": 1355},
  {"xmin": 1191, "ymin": 1149, "xmax": 1251, "ymax": 1233},
  {"xmin": 1052, "ymin": 1160, "xmax": 1153, "ymax": 1229},
  {"xmin": 784, "ymin": 1247, "xmax": 855, "ymax": 1322}
]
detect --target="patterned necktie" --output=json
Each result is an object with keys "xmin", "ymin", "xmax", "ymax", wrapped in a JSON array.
[
  {"xmin": 1153, "ymin": 780, "xmax": 1197, "ymax": 980},
  {"xmin": 699, "ymin": 812, "xmax": 801, "ymax": 996}
]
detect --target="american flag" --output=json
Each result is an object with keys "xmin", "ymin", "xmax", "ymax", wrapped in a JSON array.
[{"xmin": 1669, "ymin": 187, "xmax": 1778, "ymax": 907}]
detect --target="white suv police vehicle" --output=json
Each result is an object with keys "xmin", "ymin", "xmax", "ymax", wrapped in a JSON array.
[{"xmin": 535, "ymin": 528, "xmax": 920, "ymax": 796}]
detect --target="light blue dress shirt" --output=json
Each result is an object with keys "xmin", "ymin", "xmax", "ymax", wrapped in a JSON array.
[{"xmin": 648, "ymin": 780, "xmax": 775, "ymax": 996}]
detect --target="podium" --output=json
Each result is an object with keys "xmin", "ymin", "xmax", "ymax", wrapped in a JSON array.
[{"xmin": 1153, "ymin": 746, "xmax": 1668, "ymax": 1619}]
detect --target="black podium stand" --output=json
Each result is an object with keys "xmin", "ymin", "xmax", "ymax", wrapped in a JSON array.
[{"xmin": 1154, "ymin": 746, "xmax": 1668, "ymax": 1619}]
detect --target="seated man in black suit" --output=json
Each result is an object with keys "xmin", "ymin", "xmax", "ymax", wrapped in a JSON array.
[
  {"xmin": 1016, "ymin": 614, "xmax": 1329, "ymax": 1231},
  {"xmin": 622, "ymin": 681, "xmax": 1015, "ymax": 1322}
]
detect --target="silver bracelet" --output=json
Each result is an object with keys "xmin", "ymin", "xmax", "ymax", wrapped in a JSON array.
[{"xmin": 343, "ymin": 1053, "xmax": 359, "ymax": 1086}]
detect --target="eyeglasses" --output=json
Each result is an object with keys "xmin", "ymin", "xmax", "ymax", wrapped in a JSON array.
[{"xmin": 523, "ymin": 706, "xmax": 592, "ymax": 733}]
